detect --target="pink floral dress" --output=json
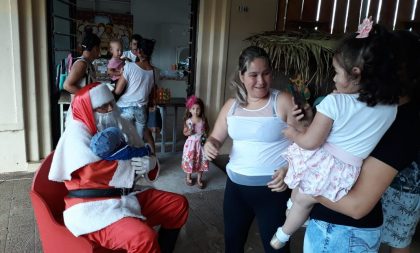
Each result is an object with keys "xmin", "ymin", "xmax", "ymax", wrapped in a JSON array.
[
  {"xmin": 283, "ymin": 142, "xmax": 361, "ymax": 202},
  {"xmin": 181, "ymin": 118, "xmax": 209, "ymax": 173}
]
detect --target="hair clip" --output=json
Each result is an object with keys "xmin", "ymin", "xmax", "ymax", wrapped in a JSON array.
[
  {"xmin": 186, "ymin": 95, "xmax": 197, "ymax": 109},
  {"xmin": 356, "ymin": 16, "xmax": 373, "ymax": 38}
]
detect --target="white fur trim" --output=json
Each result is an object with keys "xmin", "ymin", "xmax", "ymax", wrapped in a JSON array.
[
  {"xmin": 109, "ymin": 160, "xmax": 135, "ymax": 188},
  {"xmin": 89, "ymin": 84, "xmax": 114, "ymax": 109},
  {"xmin": 49, "ymin": 121, "xmax": 100, "ymax": 182},
  {"xmin": 63, "ymin": 193, "xmax": 145, "ymax": 236}
]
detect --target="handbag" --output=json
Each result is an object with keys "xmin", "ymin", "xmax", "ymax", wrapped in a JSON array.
[
  {"xmin": 147, "ymin": 68, "xmax": 163, "ymax": 129},
  {"xmin": 147, "ymin": 107, "xmax": 162, "ymax": 129},
  {"xmin": 148, "ymin": 69, "xmax": 158, "ymax": 109}
]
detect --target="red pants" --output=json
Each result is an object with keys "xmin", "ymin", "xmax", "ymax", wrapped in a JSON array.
[{"xmin": 83, "ymin": 189, "xmax": 189, "ymax": 253}]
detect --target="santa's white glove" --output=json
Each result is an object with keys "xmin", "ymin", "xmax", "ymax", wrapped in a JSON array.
[{"xmin": 131, "ymin": 155, "xmax": 157, "ymax": 176}]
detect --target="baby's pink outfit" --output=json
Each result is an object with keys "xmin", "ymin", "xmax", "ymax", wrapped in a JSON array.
[{"xmin": 107, "ymin": 58, "xmax": 124, "ymax": 81}]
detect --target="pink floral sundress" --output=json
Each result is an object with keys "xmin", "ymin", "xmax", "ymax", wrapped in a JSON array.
[{"xmin": 181, "ymin": 118, "xmax": 209, "ymax": 173}]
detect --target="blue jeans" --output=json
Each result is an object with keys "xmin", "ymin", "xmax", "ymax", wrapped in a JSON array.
[
  {"xmin": 119, "ymin": 105, "xmax": 148, "ymax": 138},
  {"xmin": 304, "ymin": 219, "xmax": 381, "ymax": 253}
]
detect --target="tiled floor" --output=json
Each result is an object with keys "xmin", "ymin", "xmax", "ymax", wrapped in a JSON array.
[{"xmin": 0, "ymin": 154, "xmax": 419, "ymax": 252}]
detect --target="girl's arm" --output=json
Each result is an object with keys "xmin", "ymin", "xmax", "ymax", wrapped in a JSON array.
[
  {"xmin": 284, "ymin": 112, "xmax": 333, "ymax": 150},
  {"xmin": 183, "ymin": 122, "xmax": 192, "ymax": 136},
  {"xmin": 277, "ymin": 92, "xmax": 313, "ymax": 131},
  {"xmin": 203, "ymin": 99, "xmax": 234, "ymax": 160},
  {"xmin": 315, "ymin": 156, "xmax": 398, "ymax": 219},
  {"xmin": 63, "ymin": 60, "xmax": 87, "ymax": 94},
  {"xmin": 114, "ymin": 76, "xmax": 127, "ymax": 95}
]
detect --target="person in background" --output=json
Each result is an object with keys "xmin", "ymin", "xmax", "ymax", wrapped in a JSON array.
[
  {"xmin": 270, "ymin": 18, "xmax": 398, "ymax": 250},
  {"xmin": 204, "ymin": 46, "xmax": 306, "ymax": 253},
  {"xmin": 49, "ymin": 83, "xmax": 189, "ymax": 253},
  {"xmin": 181, "ymin": 95, "xmax": 209, "ymax": 189},
  {"xmin": 114, "ymin": 38, "xmax": 158, "ymax": 154},
  {"xmin": 379, "ymin": 29, "xmax": 420, "ymax": 253},
  {"xmin": 107, "ymin": 39, "xmax": 124, "ymax": 84},
  {"xmin": 63, "ymin": 28, "xmax": 100, "ymax": 94},
  {"xmin": 268, "ymin": 25, "xmax": 420, "ymax": 253},
  {"xmin": 121, "ymin": 34, "xmax": 142, "ymax": 62}
]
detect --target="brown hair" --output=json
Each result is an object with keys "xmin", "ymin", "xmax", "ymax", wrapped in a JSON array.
[{"xmin": 183, "ymin": 97, "xmax": 209, "ymax": 135}]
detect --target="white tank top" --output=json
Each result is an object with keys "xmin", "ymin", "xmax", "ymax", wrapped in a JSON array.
[{"xmin": 226, "ymin": 89, "xmax": 291, "ymax": 186}]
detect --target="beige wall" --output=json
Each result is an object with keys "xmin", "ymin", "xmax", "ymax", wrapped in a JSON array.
[
  {"xmin": 0, "ymin": 0, "xmax": 51, "ymax": 173},
  {"xmin": 195, "ymin": 0, "xmax": 231, "ymax": 127}
]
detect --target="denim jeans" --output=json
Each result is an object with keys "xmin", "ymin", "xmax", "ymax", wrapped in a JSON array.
[
  {"xmin": 119, "ymin": 105, "xmax": 148, "ymax": 138},
  {"xmin": 304, "ymin": 219, "xmax": 381, "ymax": 253}
]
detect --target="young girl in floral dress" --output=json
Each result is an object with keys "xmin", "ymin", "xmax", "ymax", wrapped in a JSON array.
[{"xmin": 181, "ymin": 95, "xmax": 209, "ymax": 189}]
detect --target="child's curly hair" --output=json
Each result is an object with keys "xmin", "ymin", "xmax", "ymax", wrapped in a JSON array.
[{"xmin": 334, "ymin": 24, "xmax": 400, "ymax": 106}]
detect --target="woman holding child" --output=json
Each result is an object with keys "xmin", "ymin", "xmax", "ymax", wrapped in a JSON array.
[{"xmin": 268, "ymin": 23, "xmax": 420, "ymax": 253}]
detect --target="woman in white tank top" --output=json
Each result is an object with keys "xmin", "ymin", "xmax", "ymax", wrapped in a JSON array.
[{"xmin": 204, "ymin": 46, "xmax": 309, "ymax": 253}]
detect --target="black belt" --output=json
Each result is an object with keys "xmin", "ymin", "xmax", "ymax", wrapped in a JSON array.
[{"xmin": 67, "ymin": 188, "xmax": 132, "ymax": 198}]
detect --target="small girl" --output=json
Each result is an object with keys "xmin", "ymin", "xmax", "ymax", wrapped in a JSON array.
[
  {"xmin": 271, "ymin": 19, "xmax": 401, "ymax": 249},
  {"xmin": 181, "ymin": 95, "xmax": 209, "ymax": 189}
]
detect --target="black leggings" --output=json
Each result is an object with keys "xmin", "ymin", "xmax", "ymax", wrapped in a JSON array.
[{"xmin": 224, "ymin": 177, "xmax": 291, "ymax": 253}]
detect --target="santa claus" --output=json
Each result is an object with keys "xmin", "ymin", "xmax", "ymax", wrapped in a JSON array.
[{"xmin": 49, "ymin": 83, "xmax": 188, "ymax": 253}]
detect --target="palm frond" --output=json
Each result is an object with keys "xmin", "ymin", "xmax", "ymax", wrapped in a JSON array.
[{"xmin": 246, "ymin": 30, "xmax": 338, "ymax": 94}]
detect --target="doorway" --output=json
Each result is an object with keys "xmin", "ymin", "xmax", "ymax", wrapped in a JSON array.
[{"xmin": 47, "ymin": 0, "xmax": 199, "ymax": 146}]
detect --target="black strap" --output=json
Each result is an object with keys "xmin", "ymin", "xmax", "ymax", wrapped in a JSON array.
[{"xmin": 67, "ymin": 188, "xmax": 131, "ymax": 198}]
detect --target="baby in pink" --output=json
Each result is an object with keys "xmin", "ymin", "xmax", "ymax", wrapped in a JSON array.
[{"xmin": 107, "ymin": 39, "xmax": 124, "ymax": 82}]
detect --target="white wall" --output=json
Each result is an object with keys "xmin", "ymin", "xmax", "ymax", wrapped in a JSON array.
[
  {"xmin": 131, "ymin": 0, "xmax": 190, "ymax": 98},
  {"xmin": 0, "ymin": 0, "xmax": 51, "ymax": 172},
  {"xmin": 131, "ymin": 0, "xmax": 190, "ymax": 71}
]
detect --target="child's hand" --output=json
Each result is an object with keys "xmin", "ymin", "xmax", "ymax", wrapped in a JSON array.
[
  {"xmin": 183, "ymin": 125, "xmax": 194, "ymax": 136},
  {"xmin": 288, "ymin": 101, "xmax": 313, "ymax": 131},
  {"xmin": 187, "ymin": 128, "xmax": 194, "ymax": 136},
  {"xmin": 291, "ymin": 102, "xmax": 305, "ymax": 121}
]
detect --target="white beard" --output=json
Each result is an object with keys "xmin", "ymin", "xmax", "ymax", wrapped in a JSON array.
[
  {"xmin": 94, "ymin": 108, "xmax": 145, "ymax": 147},
  {"xmin": 94, "ymin": 110, "xmax": 122, "ymax": 132}
]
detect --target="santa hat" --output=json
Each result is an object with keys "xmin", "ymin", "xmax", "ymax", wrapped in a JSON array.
[
  {"xmin": 89, "ymin": 84, "xmax": 114, "ymax": 109},
  {"xmin": 71, "ymin": 82, "xmax": 114, "ymax": 135}
]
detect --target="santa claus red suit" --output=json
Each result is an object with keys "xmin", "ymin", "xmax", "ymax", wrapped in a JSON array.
[{"xmin": 49, "ymin": 83, "xmax": 188, "ymax": 253}]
